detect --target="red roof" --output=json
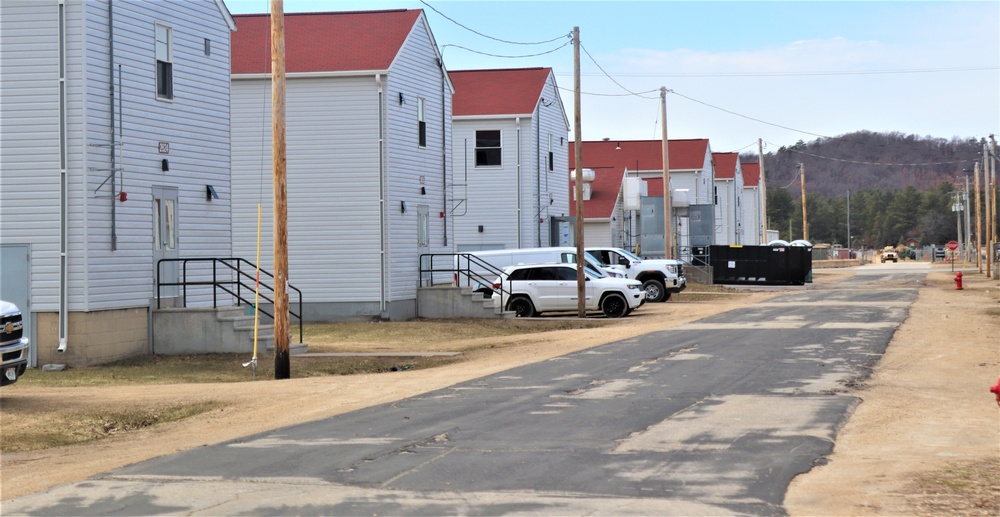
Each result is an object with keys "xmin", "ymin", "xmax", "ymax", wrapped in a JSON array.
[
  {"xmin": 567, "ymin": 139, "xmax": 710, "ymax": 218},
  {"xmin": 451, "ymin": 68, "xmax": 552, "ymax": 116},
  {"xmin": 742, "ymin": 161, "xmax": 760, "ymax": 187},
  {"xmin": 232, "ymin": 10, "xmax": 422, "ymax": 74},
  {"xmin": 713, "ymin": 152, "xmax": 739, "ymax": 180}
]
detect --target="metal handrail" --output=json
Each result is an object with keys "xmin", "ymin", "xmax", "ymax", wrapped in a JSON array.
[
  {"xmin": 418, "ymin": 253, "xmax": 512, "ymax": 310},
  {"xmin": 155, "ymin": 257, "xmax": 303, "ymax": 344}
]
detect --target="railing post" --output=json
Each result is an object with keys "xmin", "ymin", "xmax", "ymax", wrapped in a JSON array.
[{"xmin": 212, "ymin": 259, "xmax": 218, "ymax": 308}]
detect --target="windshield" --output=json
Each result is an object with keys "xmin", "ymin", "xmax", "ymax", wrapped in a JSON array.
[
  {"xmin": 617, "ymin": 248, "xmax": 644, "ymax": 262},
  {"xmin": 583, "ymin": 255, "xmax": 608, "ymax": 278}
]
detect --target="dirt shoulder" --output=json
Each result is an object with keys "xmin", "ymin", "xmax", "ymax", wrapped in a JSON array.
[
  {"xmin": 2, "ymin": 266, "xmax": 997, "ymax": 514},
  {"xmin": 786, "ymin": 266, "xmax": 1000, "ymax": 516}
]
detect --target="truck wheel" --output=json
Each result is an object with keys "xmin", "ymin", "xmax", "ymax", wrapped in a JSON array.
[
  {"xmin": 506, "ymin": 296, "xmax": 535, "ymax": 317},
  {"xmin": 642, "ymin": 279, "xmax": 666, "ymax": 303},
  {"xmin": 601, "ymin": 293, "xmax": 628, "ymax": 318},
  {"xmin": 662, "ymin": 292, "xmax": 672, "ymax": 301}
]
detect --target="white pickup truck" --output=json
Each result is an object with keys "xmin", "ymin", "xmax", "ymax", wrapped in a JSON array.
[
  {"xmin": 586, "ymin": 247, "xmax": 687, "ymax": 302},
  {"xmin": 1, "ymin": 299, "xmax": 30, "ymax": 386}
]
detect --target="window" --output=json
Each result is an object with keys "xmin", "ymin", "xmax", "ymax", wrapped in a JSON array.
[
  {"xmin": 417, "ymin": 98, "xmax": 426, "ymax": 147},
  {"xmin": 204, "ymin": 38, "xmax": 211, "ymax": 57},
  {"xmin": 714, "ymin": 185, "xmax": 718, "ymax": 205},
  {"xmin": 155, "ymin": 24, "xmax": 173, "ymax": 99},
  {"xmin": 475, "ymin": 130, "xmax": 501, "ymax": 167},
  {"xmin": 548, "ymin": 134, "xmax": 554, "ymax": 171}
]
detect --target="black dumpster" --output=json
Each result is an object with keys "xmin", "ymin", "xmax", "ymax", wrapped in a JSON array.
[{"xmin": 709, "ymin": 245, "xmax": 812, "ymax": 285}]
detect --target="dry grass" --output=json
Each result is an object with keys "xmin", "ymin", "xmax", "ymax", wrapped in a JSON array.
[
  {"xmin": 1, "ymin": 401, "xmax": 223, "ymax": 453},
  {"xmin": 903, "ymin": 458, "xmax": 1000, "ymax": 516}
]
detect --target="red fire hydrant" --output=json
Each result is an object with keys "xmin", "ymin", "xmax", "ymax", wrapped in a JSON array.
[
  {"xmin": 990, "ymin": 377, "xmax": 1000, "ymax": 407},
  {"xmin": 954, "ymin": 271, "xmax": 963, "ymax": 290}
]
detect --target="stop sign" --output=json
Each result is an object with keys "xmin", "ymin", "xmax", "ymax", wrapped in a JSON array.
[{"xmin": 946, "ymin": 241, "xmax": 959, "ymax": 251}]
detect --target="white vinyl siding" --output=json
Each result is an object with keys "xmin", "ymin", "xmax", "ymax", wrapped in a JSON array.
[
  {"xmin": 231, "ymin": 76, "xmax": 383, "ymax": 303},
  {"xmin": 742, "ymin": 185, "xmax": 762, "ymax": 245},
  {"xmin": 452, "ymin": 71, "xmax": 570, "ymax": 252},
  {"xmin": 384, "ymin": 16, "xmax": 452, "ymax": 304},
  {"xmin": 453, "ymin": 118, "xmax": 519, "ymax": 250},
  {"xmin": 0, "ymin": 0, "xmax": 66, "ymax": 309},
  {"xmin": 81, "ymin": 0, "xmax": 233, "ymax": 310},
  {"xmin": 0, "ymin": 0, "xmax": 232, "ymax": 312}
]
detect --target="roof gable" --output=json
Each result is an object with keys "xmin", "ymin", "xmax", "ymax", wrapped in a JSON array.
[
  {"xmin": 742, "ymin": 161, "xmax": 761, "ymax": 187},
  {"xmin": 713, "ymin": 152, "xmax": 739, "ymax": 180},
  {"xmin": 450, "ymin": 68, "xmax": 552, "ymax": 116},
  {"xmin": 569, "ymin": 139, "xmax": 710, "ymax": 172},
  {"xmin": 231, "ymin": 10, "xmax": 422, "ymax": 74}
]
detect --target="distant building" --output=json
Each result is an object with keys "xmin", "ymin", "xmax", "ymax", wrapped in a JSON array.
[
  {"xmin": 449, "ymin": 68, "xmax": 570, "ymax": 251},
  {"xmin": 567, "ymin": 139, "xmax": 717, "ymax": 261},
  {"xmin": 230, "ymin": 9, "xmax": 453, "ymax": 321}
]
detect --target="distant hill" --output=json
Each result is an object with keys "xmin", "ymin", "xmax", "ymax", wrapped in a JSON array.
[{"xmin": 741, "ymin": 131, "xmax": 983, "ymax": 197}]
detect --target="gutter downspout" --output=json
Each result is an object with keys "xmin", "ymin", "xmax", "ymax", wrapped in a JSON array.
[
  {"xmin": 109, "ymin": 0, "xmax": 117, "ymax": 251},
  {"xmin": 376, "ymin": 74, "xmax": 387, "ymax": 313},
  {"xmin": 57, "ymin": 0, "xmax": 69, "ymax": 353},
  {"xmin": 438, "ymin": 59, "xmax": 448, "ymax": 247},
  {"xmin": 516, "ymin": 117, "xmax": 521, "ymax": 247},
  {"xmin": 536, "ymin": 102, "xmax": 541, "ymax": 246}
]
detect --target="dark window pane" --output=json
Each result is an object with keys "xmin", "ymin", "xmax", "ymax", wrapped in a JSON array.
[
  {"xmin": 475, "ymin": 130, "xmax": 500, "ymax": 147},
  {"xmin": 476, "ymin": 148, "xmax": 501, "ymax": 167},
  {"xmin": 418, "ymin": 121, "xmax": 426, "ymax": 147},
  {"xmin": 157, "ymin": 60, "xmax": 173, "ymax": 99}
]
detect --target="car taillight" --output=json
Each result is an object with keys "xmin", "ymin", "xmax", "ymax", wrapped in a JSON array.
[{"xmin": 492, "ymin": 282, "xmax": 501, "ymax": 290}]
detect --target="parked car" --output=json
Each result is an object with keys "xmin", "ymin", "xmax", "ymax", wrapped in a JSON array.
[
  {"xmin": 586, "ymin": 247, "xmax": 687, "ymax": 302},
  {"xmin": 491, "ymin": 263, "xmax": 645, "ymax": 318},
  {"xmin": 1, "ymin": 299, "xmax": 30, "ymax": 386},
  {"xmin": 458, "ymin": 247, "xmax": 624, "ymax": 298}
]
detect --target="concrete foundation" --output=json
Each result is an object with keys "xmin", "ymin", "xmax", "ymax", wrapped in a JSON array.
[{"xmin": 35, "ymin": 308, "xmax": 147, "ymax": 368}]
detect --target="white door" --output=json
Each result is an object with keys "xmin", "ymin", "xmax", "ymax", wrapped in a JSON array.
[
  {"xmin": 417, "ymin": 205, "xmax": 430, "ymax": 284},
  {"xmin": 152, "ymin": 187, "xmax": 179, "ymax": 300}
]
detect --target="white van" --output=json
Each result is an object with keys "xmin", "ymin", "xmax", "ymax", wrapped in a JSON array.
[{"xmin": 456, "ymin": 247, "xmax": 621, "ymax": 298}]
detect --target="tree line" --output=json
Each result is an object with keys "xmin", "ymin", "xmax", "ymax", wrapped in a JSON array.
[
  {"xmin": 765, "ymin": 182, "xmax": 963, "ymax": 248},
  {"xmin": 741, "ymin": 131, "xmax": 987, "ymax": 248}
]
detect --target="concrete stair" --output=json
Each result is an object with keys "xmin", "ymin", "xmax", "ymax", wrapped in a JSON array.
[
  {"xmin": 152, "ymin": 305, "xmax": 307, "ymax": 355},
  {"xmin": 417, "ymin": 285, "xmax": 514, "ymax": 319}
]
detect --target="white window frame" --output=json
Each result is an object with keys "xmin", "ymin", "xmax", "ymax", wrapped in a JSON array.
[
  {"xmin": 475, "ymin": 129, "xmax": 502, "ymax": 168},
  {"xmin": 155, "ymin": 24, "xmax": 173, "ymax": 100},
  {"xmin": 417, "ymin": 97, "xmax": 427, "ymax": 148}
]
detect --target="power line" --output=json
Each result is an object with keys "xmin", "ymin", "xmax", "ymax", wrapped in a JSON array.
[
  {"xmin": 557, "ymin": 86, "xmax": 660, "ymax": 97},
  {"xmin": 579, "ymin": 42, "xmax": 657, "ymax": 99},
  {"xmin": 441, "ymin": 42, "xmax": 570, "ymax": 59},
  {"xmin": 421, "ymin": 1, "xmax": 569, "ymax": 46},
  {"xmin": 669, "ymin": 90, "xmax": 832, "ymax": 139},
  {"xmin": 554, "ymin": 65, "xmax": 999, "ymax": 79}
]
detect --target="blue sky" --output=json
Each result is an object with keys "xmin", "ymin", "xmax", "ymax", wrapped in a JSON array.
[{"xmin": 225, "ymin": 1, "xmax": 1000, "ymax": 155}]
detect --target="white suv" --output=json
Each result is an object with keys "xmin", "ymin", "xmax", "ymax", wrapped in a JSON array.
[
  {"xmin": 492, "ymin": 263, "xmax": 645, "ymax": 318},
  {"xmin": 587, "ymin": 247, "xmax": 687, "ymax": 303}
]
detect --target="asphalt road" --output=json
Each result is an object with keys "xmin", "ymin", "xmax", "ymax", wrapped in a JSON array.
[{"xmin": 4, "ymin": 264, "xmax": 929, "ymax": 516}]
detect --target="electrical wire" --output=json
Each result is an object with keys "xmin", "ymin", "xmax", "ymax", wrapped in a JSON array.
[
  {"xmin": 669, "ymin": 89, "xmax": 831, "ymax": 139},
  {"xmin": 441, "ymin": 42, "xmax": 571, "ymax": 59},
  {"xmin": 580, "ymin": 42, "xmax": 658, "ymax": 99},
  {"xmin": 420, "ymin": 1, "xmax": 569, "ymax": 46}
]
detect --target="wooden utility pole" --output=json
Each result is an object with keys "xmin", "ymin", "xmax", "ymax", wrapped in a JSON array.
[
  {"xmin": 758, "ymin": 138, "xmax": 768, "ymax": 244},
  {"xmin": 989, "ymin": 135, "xmax": 997, "ymax": 279},
  {"xmin": 572, "ymin": 26, "xmax": 585, "ymax": 318},
  {"xmin": 799, "ymin": 163, "xmax": 808, "ymax": 242},
  {"xmin": 661, "ymin": 87, "xmax": 672, "ymax": 259},
  {"xmin": 986, "ymin": 140, "xmax": 993, "ymax": 279},
  {"xmin": 975, "ymin": 162, "xmax": 982, "ymax": 271},
  {"xmin": 271, "ymin": 0, "xmax": 290, "ymax": 379}
]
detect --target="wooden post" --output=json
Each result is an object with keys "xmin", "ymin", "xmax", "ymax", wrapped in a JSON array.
[
  {"xmin": 572, "ymin": 26, "xmax": 585, "ymax": 318},
  {"xmin": 271, "ymin": 0, "xmax": 290, "ymax": 379},
  {"xmin": 661, "ymin": 87, "xmax": 672, "ymax": 259},
  {"xmin": 975, "ymin": 162, "xmax": 982, "ymax": 272},
  {"xmin": 800, "ymin": 163, "xmax": 808, "ymax": 242},
  {"xmin": 758, "ymin": 138, "xmax": 767, "ymax": 244}
]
